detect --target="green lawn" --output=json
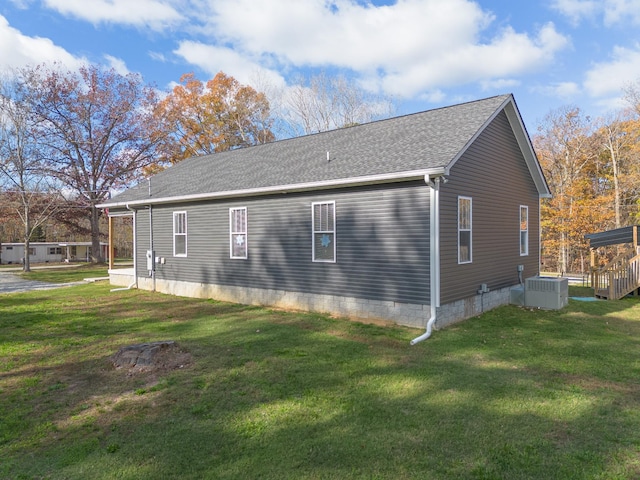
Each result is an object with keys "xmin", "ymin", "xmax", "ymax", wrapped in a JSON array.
[
  {"xmin": 1, "ymin": 276, "xmax": 639, "ymax": 479},
  {"xmin": 19, "ymin": 264, "xmax": 109, "ymax": 283}
]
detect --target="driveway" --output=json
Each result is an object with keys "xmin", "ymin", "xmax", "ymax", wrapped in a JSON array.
[{"xmin": 0, "ymin": 270, "xmax": 81, "ymax": 294}]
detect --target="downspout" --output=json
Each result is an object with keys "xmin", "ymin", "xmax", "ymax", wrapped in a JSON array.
[
  {"xmin": 411, "ymin": 175, "xmax": 442, "ymax": 345},
  {"xmin": 110, "ymin": 203, "xmax": 138, "ymax": 292}
]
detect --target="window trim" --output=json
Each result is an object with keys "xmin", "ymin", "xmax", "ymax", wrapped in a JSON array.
[
  {"xmin": 458, "ymin": 196, "xmax": 472, "ymax": 264},
  {"xmin": 520, "ymin": 205, "xmax": 529, "ymax": 256},
  {"xmin": 229, "ymin": 207, "xmax": 248, "ymax": 259},
  {"xmin": 173, "ymin": 211, "xmax": 188, "ymax": 257},
  {"xmin": 312, "ymin": 201, "xmax": 336, "ymax": 263}
]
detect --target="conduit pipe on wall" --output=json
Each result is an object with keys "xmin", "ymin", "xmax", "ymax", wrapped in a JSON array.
[
  {"xmin": 149, "ymin": 204, "xmax": 156, "ymax": 292},
  {"xmin": 110, "ymin": 203, "xmax": 138, "ymax": 292},
  {"xmin": 410, "ymin": 174, "xmax": 443, "ymax": 345}
]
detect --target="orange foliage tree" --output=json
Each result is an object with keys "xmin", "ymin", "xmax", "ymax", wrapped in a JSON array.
[
  {"xmin": 154, "ymin": 72, "xmax": 274, "ymax": 168},
  {"xmin": 534, "ymin": 106, "xmax": 611, "ymax": 273}
]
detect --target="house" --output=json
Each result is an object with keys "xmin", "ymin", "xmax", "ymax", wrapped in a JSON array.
[
  {"xmin": 98, "ymin": 94, "xmax": 550, "ymax": 342},
  {"xmin": 0, "ymin": 242, "xmax": 109, "ymax": 265}
]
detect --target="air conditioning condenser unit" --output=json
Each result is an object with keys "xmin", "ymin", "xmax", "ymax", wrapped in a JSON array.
[{"xmin": 524, "ymin": 276, "xmax": 569, "ymax": 310}]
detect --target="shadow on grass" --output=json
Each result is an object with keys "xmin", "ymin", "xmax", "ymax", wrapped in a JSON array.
[{"xmin": 2, "ymin": 285, "xmax": 640, "ymax": 479}]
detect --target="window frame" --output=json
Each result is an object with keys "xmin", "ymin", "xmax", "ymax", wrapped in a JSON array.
[
  {"xmin": 520, "ymin": 205, "xmax": 529, "ymax": 256},
  {"xmin": 229, "ymin": 207, "xmax": 248, "ymax": 259},
  {"xmin": 458, "ymin": 196, "xmax": 472, "ymax": 264},
  {"xmin": 312, "ymin": 201, "xmax": 336, "ymax": 263},
  {"xmin": 173, "ymin": 211, "xmax": 188, "ymax": 257}
]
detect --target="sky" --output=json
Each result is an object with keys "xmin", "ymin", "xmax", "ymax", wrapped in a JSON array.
[{"xmin": 0, "ymin": 0, "xmax": 639, "ymax": 132}]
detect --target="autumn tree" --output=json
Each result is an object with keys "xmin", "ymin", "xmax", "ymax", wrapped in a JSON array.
[
  {"xmin": 594, "ymin": 112, "xmax": 639, "ymax": 228},
  {"xmin": 155, "ymin": 72, "xmax": 274, "ymax": 166},
  {"xmin": 622, "ymin": 80, "xmax": 640, "ymax": 223},
  {"xmin": 20, "ymin": 64, "xmax": 166, "ymax": 263},
  {"xmin": 0, "ymin": 73, "xmax": 62, "ymax": 271},
  {"xmin": 534, "ymin": 106, "xmax": 605, "ymax": 273},
  {"xmin": 276, "ymin": 72, "xmax": 395, "ymax": 137}
]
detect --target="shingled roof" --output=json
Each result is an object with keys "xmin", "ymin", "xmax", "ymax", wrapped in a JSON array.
[{"xmin": 101, "ymin": 93, "xmax": 549, "ymax": 208}]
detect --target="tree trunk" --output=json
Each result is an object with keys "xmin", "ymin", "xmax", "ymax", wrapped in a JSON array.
[
  {"xmin": 90, "ymin": 205, "xmax": 104, "ymax": 263},
  {"xmin": 23, "ymin": 202, "xmax": 31, "ymax": 272}
]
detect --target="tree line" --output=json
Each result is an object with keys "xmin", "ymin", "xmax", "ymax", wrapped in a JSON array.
[
  {"xmin": 1, "ymin": 62, "xmax": 638, "ymax": 274},
  {"xmin": 0, "ymin": 64, "xmax": 392, "ymax": 270},
  {"xmin": 533, "ymin": 83, "xmax": 640, "ymax": 274}
]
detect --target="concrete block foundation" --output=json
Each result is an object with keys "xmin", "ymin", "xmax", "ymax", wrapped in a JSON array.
[{"xmin": 126, "ymin": 277, "xmax": 516, "ymax": 330}]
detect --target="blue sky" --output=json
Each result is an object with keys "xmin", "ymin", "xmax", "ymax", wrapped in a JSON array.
[{"xmin": 1, "ymin": 0, "xmax": 639, "ymax": 131}]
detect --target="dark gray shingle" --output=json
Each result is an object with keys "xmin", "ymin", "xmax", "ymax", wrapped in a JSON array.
[{"xmin": 106, "ymin": 94, "xmax": 512, "ymax": 205}]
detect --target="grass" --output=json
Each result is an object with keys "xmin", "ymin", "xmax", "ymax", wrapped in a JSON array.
[
  {"xmin": 19, "ymin": 264, "xmax": 109, "ymax": 283},
  {"xmin": 1, "ymin": 272, "xmax": 639, "ymax": 479}
]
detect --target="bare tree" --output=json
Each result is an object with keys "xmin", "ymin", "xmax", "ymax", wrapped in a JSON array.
[
  {"xmin": 595, "ymin": 111, "xmax": 638, "ymax": 228},
  {"xmin": 273, "ymin": 72, "xmax": 395, "ymax": 137},
  {"xmin": 20, "ymin": 64, "xmax": 166, "ymax": 263},
  {"xmin": 623, "ymin": 79, "xmax": 640, "ymax": 118},
  {"xmin": 0, "ymin": 73, "xmax": 62, "ymax": 272}
]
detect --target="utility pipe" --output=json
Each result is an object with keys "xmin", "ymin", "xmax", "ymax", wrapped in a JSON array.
[
  {"xmin": 149, "ymin": 204, "xmax": 156, "ymax": 292},
  {"xmin": 411, "ymin": 175, "xmax": 442, "ymax": 345}
]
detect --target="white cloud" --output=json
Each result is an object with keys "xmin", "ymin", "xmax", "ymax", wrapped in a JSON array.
[
  {"xmin": 173, "ymin": 41, "xmax": 286, "ymax": 90},
  {"xmin": 149, "ymin": 51, "xmax": 168, "ymax": 63},
  {"xmin": 188, "ymin": 0, "xmax": 568, "ymax": 99},
  {"xmin": 480, "ymin": 78, "xmax": 521, "ymax": 91},
  {"xmin": 103, "ymin": 55, "xmax": 130, "ymax": 76},
  {"xmin": 43, "ymin": 0, "xmax": 184, "ymax": 30},
  {"xmin": 551, "ymin": 0, "xmax": 640, "ymax": 26},
  {"xmin": 584, "ymin": 44, "xmax": 640, "ymax": 97},
  {"xmin": 7, "ymin": 0, "xmax": 33, "ymax": 8},
  {"xmin": 534, "ymin": 81, "xmax": 582, "ymax": 99},
  {"xmin": 601, "ymin": 0, "xmax": 640, "ymax": 25},
  {"xmin": 201, "ymin": 0, "xmax": 493, "ymax": 72},
  {"xmin": 0, "ymin": 14, "xmax": 84, "ymax": 71}
]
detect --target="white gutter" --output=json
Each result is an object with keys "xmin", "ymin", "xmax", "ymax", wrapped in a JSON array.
[
  {"xmin": 411, "ymin": 174, "xmax": 442, "ymax": 345},
  {"xmin": 97, "ymin": 168, "xmax": 447, "ymax": 209},
  {"xmin": 110, "ymin": 203, "xmax": 138, "ymax": 292}
]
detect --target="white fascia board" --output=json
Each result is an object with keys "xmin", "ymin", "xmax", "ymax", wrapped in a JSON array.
[
  {"xmin": 502, "ymin": 101, "xmax": 552, "ymax": 198},
  {"xmin": 98, "ymin": 168, "xmax": 447, "ymax": 209},
  {"xmin": 444, "ymin": 95, "xmax": 552, "ymax": 199}
]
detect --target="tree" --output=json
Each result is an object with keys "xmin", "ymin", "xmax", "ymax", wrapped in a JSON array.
[
  {"xmin": 278, "ymin": 72, "xmax": 395, "ymax": 137},
  {"xmin": 0, "ymin": 74, "xmax": 62, "ymax": 271},
  {"xmin": 155, "ymin": 72, "xmax": 274, "ymax": 166},
  {"xmin": 21, "ymin": 64, "xmax": 166, "ymax": 263},
  {"xmin": 594, "ymin": 112, "xmax": 639, "ymax": 228},
  {"xmin": 534, "ymin": 106, "xmax": 604, "ymax": 273}
]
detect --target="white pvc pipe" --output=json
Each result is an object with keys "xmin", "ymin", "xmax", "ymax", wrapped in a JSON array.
[
  {"xmin": 411, "ymin": 175, "xmax": 442, "ymax": 345},
  {"xmin": 410, "ymin": 304, "xmax": 437, "ymax": 345}
]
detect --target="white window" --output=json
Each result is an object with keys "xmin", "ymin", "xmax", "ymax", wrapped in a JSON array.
[
  {"xmin": 458, "ymin": 196, "xmax": 472, "ymax": 264},
  {"xmin": 230, "ymin": 207, "xmax": 247, "ymax": 259},
  {"xmin": 520, "ymin": 206, "xmax": 529, "ymax": 256},
  {"xmin": 312, "ymin": 201, "xmax": 336, "ymax": 263},
  {"xmin": 48, "ymin": 247, "xmax": 62, "ymax": 255},
  {"xmin": 173, "ymin": 211, "xmax": 187, "ymax": 257}
]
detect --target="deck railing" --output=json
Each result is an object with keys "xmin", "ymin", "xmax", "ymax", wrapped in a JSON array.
[{"xmin": 593, "ymin": 252, "xmax": 640, "ymax": 300}]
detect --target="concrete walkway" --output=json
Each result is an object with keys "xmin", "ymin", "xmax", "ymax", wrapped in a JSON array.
[{"xmin": 0, "ymin": 270, "xmax": 83, "ymax": 295}]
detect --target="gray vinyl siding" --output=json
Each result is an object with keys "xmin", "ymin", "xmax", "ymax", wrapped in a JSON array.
[
  {"xmin": 135, "ymin": 181, "xmax": 431, "ymax": 305},
  {"xmin": 440, "ymin": 110, "xmax": 540, "ymax": 304},
  {"xmin": 135, "ymin": 207, "xmax": 150, "ymax": 278}
]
